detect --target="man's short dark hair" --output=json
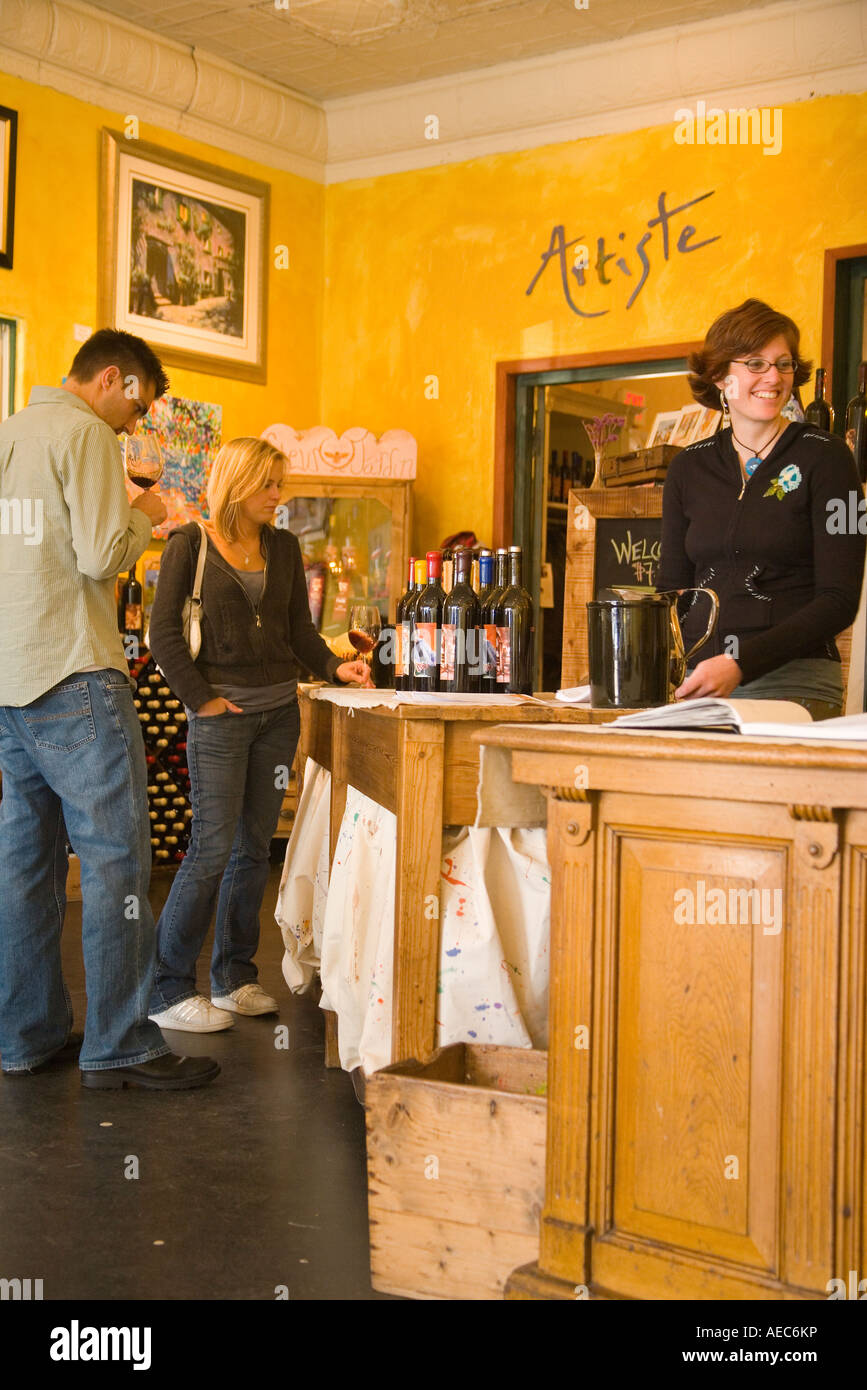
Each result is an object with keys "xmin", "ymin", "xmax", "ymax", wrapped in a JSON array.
[{"xmin": 69, "ymin": 329, "xmax": 170, "ymax": 399}]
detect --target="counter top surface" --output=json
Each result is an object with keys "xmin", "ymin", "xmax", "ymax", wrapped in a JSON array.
[
  {"xmin": 298, "ymin": 685, "xmax": 608, "ymax": 723},
  {"xmin": 473, "ymin": 719, "xmax": 867, "ymax": 773}
]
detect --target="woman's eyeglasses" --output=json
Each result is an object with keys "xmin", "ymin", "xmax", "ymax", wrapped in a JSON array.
[{"xmin": 731, "ymin": 357, "xmax": 798, "ymax": 375}]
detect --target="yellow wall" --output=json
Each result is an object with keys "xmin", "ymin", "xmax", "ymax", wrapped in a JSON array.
[
  {"xmin": 322, "ymin": 93, "xmax": 867, "ymax": 550},
  {"xmin": 0, "ymin": 71, "xmax": 324, "ymax": 436},
  {"xmin": 2, "ymin": 70, "xmax": 866, "ymax": 557}
]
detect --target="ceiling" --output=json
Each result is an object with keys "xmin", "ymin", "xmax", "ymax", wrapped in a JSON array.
[{"xmin": 83, "ymin": 0, "xmax": 780, "ymax": 103}]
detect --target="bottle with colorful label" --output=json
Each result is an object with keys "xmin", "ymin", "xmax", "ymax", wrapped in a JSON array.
[
  {"xmin": 441, "ymin": 547, "xmax": 481, "ymax": 693},
  {"xmin": 481, "ymin": 548, "xmax": 509, "ymax": 694},
  {"xmin": 412, "ymin": 551, "xmax": 444, "ymax": 691}
]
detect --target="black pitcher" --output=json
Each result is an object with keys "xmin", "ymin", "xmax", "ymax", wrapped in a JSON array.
[{"xmin": 587, "ymin": 587, "xmax": 719, "ymax": 709}]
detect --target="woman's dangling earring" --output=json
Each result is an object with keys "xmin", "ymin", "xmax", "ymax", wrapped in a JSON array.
[{"xmin": 719, "ymin": 387, "xmax": 730, "ymax": 423}]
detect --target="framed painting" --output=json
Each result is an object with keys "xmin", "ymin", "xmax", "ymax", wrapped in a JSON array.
[
  {"xmin": 124, "ymin": 394, "xmax": 221, "ymax": 538},
  {"xmin": 692, "ymin": 406, "xmax": 722, "ymax": 441},
  {"xmin": 99, "ymin": 130, "xmax": 269, "ymax": 382},
  {"xmin": 646, "ymin": 409, "xmax": 683, "ymax": 448},
  {"xmin": 0, "ymin": 106, "xmax": 18, "ymax": 270},
  {"xmin": 668, "ymin": 402, "xmax": 703, "ymax": 447}
]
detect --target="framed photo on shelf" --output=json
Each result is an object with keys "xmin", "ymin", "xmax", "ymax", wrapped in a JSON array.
[
  {"xmin": 0, "ymin": 106, "xmax": 18, "ymax": 270},
  {"xmin": 668, "ymin": 403, "xmax": 703, "ymax": 447},
  {"xmin": 99, "ymin": 130, "xmax": 269, "ymax": 382},
  {"xmin": 692, "ymin": 406, "xmax": 722, "ymax": 441},
  {"xmin": 646, "ymin": 409, "xmax": 682, "ymax": 447}
]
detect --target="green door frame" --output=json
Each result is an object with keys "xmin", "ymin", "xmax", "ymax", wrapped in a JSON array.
[{"xmin": 512, "ymin": 356, "xmax": 691, "ymax": 619}]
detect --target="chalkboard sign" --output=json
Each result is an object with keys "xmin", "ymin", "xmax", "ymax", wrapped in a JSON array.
[
  {"xmin": 561, "ymin": 487, "xmax": 664, "ymax": 687},
  {"xmin": 594, "ymin": 516, "xmax": 662, "ymax": 593}
]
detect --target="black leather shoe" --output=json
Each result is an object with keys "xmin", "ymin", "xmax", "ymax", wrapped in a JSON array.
[
  {"xmin": 3, "ymin": 1031, "xmax": 84, "ymax": 1077},
  {"xmin": 80, "ymin": 1052, "xmax": 220, "ymax": 1090}
]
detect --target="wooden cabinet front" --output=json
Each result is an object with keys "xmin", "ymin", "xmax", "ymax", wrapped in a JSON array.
[
  {"xmin": 590, "ymin": 794, "xmax": 836, "ymax": 1298},
  {"xmin": 473, "ymin": 726, "xmax": 867, "ymax": 1302}
]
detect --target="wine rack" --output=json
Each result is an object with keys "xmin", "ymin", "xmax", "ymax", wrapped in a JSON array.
[{"xmin": 129, "ymin": 650, "xmax": 191, "ymax": 866}]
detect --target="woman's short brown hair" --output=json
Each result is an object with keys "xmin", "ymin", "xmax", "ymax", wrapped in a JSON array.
[{"xmin": 687, "ymin": 298, "xmax": 812, "ymax": 410}]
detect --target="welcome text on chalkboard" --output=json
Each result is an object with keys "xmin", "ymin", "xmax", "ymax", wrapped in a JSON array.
[{"xmin": 594, "ymin": 517, "xmax": 662, "ymax": 592}]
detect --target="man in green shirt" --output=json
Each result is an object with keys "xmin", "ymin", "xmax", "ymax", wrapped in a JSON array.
[{"xmin": 0, "ymin": 329, "xmax": 219, "ymax": 1089}]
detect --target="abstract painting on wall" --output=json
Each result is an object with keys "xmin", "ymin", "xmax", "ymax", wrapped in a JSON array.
[{"xmin": 126, "ymin": 395, "xmax": 221, "ymax": 539}]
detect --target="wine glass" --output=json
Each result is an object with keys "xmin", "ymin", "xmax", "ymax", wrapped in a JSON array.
[
  {"xmin": 124, "ymin": 433, "xmax": 164, "ymax": 490},
  {"xmin": 348, "ymin": 603, "xmax": 381, "ymax": 673}
]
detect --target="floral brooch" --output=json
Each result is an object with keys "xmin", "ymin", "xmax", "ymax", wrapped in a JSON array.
[{"xmin": 763, "ymin": 463, "xmax": 802, "ymax": 499}]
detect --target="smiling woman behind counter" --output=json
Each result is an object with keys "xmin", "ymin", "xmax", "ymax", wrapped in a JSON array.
[{"xmin": 658, "ymin": 298, "xmax": 866, "ymax": 718}]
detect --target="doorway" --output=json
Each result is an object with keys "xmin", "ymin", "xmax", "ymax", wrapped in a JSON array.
[
  {"xmin": 495, "ymin": 344, "xmax": 701, "ymax": 690},
  {"xmin": 822, "ymin": 244, "xmax": 867, "ymax": 712}
]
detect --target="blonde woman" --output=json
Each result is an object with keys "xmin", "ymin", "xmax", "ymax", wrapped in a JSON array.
[{"xmin": 147, "ymin": 438, "xmax": 369, "ymax": 1032}]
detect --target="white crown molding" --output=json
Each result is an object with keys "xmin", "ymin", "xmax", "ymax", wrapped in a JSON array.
[
  {"xmin": 323, "ymin": 0, "xmax": 867, "ymax": 183},
  {"xmin": 0, "ymin": 0, "xmax": 865, "ymax": 188},
  {"xmin": 0, "ymin": 0, "xmax": 328, "ymax": 183}
]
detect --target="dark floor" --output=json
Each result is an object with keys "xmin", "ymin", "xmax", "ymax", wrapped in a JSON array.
[{"xmin": 0, "ymin": 861, "xmax": 396, "ymax": 1301}]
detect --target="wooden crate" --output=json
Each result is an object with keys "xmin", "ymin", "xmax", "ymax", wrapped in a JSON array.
[
  {"xmin": 601, "ymin": 442, "xmax": 679, "ymax": 486},
  {"xmin": 366, "ymin": 1044, "xmax": 547, "ymax": 1300}
]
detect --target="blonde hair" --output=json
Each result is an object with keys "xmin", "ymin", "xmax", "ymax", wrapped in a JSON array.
[{"xmin": 206, "ymin": 437, "xmax": 286, "ymax": 542}]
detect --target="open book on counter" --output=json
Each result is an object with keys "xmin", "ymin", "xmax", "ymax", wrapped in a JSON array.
[{"xmin": 610, "ymin": 697, "xmax": 867, "ymax": 740}]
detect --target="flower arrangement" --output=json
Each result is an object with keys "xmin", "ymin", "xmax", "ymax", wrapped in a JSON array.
[{"xmin": 582, "ymin": 413, "xmax": 626, "ymax": 490}]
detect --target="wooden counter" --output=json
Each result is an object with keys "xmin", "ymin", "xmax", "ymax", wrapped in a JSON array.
[
  {"xmin": 298, "ymin": 689, "xmax": 615, "ymax": 1066},
  {"xmin": 473, "ymin": 722, "xmax": 867, "ymax": 1301}
]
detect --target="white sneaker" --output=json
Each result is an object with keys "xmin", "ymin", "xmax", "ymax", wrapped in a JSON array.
[
  {"xmin": 149, "ymin": 995, "xmax": 235, "ymax": 1033},
  {"xmin": 212, "ymin": 983, "xmax": 278, "ymax": 1016}
]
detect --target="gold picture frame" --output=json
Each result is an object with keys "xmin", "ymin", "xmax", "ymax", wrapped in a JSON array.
[
  {"xmin": 99, "ymin": 130, "xmax": 269, "ymax": 383},
  {"xmin": 0, "ymin": 106, "xmax": 18, "ymax": 270}
]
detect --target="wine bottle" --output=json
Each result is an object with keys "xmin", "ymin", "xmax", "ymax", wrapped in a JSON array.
[
  {"xmin": 469, "ymin": 547, "xmax": 481, "ymax": 595},
  {"xmin": 119, "ymin": 564, "xmax": 143, "ymax": 642},
  {"xmin": 441, "ymin": 547, "xmax": 481, "ymax": 694},
  {"xmin": 805, "ymin": 367, "xmax": 834, "ymax": 431},
  {"xmin": 560, "ymin": 454, "xmax": 572, "ymax": 504},
  {"xmin": 549, "ymin": 450, "xmax": 560, "ymax": 504},
  {"xmin": 571, "ymin": 451, "xmax": 583, "ymax": 494},
  {"xmin": 495, "ymin": 546, "xmax": 535, "ymax": 696},
  {"xmin": 372, "ymin": 624, "xmax": 395, "ymax": 689},
  {"xmin": 475, "ymin": 547, "xmax": 494, "ymax": 603},
  {"xmin": 845, "ymin": 362, "xmax": 867, "ymax": 485},
  {"xmin": 412, "ymin": 551, "xmax": 444, "ymax": 692},
  {"xmin": 441, "ymin": 548, "xmax": 456, "ymax": 596},
  {"xmin": 406, "ymin": 558, "xmax": 428, "ymax": 691},
  {"xmin": 395, "ymin": 556, "xmax": 416, "ymax": 693},
  {"xmin": 481, "ymin": 548, "xmax": 509, "ymax": 694}
]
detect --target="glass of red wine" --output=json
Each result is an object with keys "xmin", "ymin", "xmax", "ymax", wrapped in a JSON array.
[
  {"xmin": 124, "ymin": 433, "xmax": 164, "ymax": 490},
  {"xmin": 348, "ymin": 603, "xmax": 381, "ymax": 674}
]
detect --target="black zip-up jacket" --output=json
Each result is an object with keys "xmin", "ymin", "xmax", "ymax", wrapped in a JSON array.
[
  {"xmin": 148, "ymin": 522, "xmax": 341, "ymax": 712},
  {"xmin": 658, "ymin": 423, "xmax": 866, "ymax": 685}
]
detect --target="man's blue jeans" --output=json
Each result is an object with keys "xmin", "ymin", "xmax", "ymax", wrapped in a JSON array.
[
  {"xmin": 0, "ymin": 670, "xmax": 170, "ymax": 1072},
  {"xmin": 149, "ymin": 701, "xmax": 300, "ymax": 1010}
]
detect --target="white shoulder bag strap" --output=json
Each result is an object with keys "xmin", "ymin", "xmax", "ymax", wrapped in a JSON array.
[{"xmin": 186, "ymin": 522, "xmax": 208, "ymax": 659}]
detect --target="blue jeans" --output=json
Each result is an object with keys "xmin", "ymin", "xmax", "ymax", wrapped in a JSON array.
[
  {"xmin": 149, "ymin": 701, "xmax": 300, "ymax": 1009},
  {"xmin": 0, "ymin": 670, "xmax": 170, "ymax": 1072}
]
